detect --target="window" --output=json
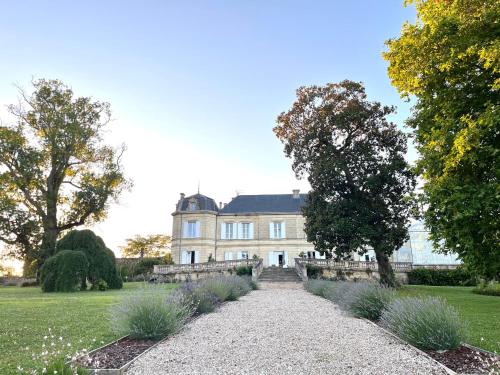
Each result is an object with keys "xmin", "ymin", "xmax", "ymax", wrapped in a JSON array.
[
  {"xmin": 240, "ymin": 251, "xmax": 249, "ymax": 259},
  {"xmin": 270, "ymin": 221, "xmax": 285, "ymax": 239},
  {"xmin": 241, "ymin": 223, "xmax": 250, "ymax": 239},
  {"xmin": 224, "ymin": 252, "xmax": 233, "ymax": 260},
  {"xmin": 225, "ymin": 223, "xmax": 234, "ymax": 239},
  {"xmin": 188, "ymin": 202, "xmax": 197, "ymax": 211},
  {"xmin": 307, "ymin": 251, "xmax": 316, "ymax": 259},
  {"xmin": 184, "ymin": 220, "xmax": 200, "ymax": 238}
]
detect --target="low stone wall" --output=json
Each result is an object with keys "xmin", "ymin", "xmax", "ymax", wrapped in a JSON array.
[
  {"xmin": 153, "ymin": 269, "xmax": 240, "ymax": 283},
  {"xmin": 318, "ymin": 268, "xmax": 409, "ymax": 284}
]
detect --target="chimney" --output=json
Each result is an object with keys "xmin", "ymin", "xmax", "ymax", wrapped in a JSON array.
[
  {"xmin": 292, "ymin": 189, "xmax": 300, "ymax": 199},
  {"xmin": 180, "ymin": 193, "xmax": 185, "ymax": 199},
  {"xmin": 219, "ymin": 202, "xmax": 222, "ymax": 209},
  {"xmin": 177, "ymin": 193, "xmax": 186, "ymax": 211}
]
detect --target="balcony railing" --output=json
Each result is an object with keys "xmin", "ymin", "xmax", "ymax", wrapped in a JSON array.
[
  {"xmin": 296, "ymin": 258, "xmax": 414, "ymax": 272},
  {"xmin": 154, "ymin": 259, "xmax": 260, "ymax": 274}
]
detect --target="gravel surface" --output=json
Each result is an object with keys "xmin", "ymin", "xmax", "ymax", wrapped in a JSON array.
[{"xmin": 127, "ymin": 285, "xmax": 447, "ymax": 375}]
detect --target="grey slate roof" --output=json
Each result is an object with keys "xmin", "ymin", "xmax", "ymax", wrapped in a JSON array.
[
  {"xmin": 220, "ymin": 194, "xmax": 307, "ymax": 214},
  {"xmin": 178, "ymin": 194, "xmax": 219, "ymax": 212}
]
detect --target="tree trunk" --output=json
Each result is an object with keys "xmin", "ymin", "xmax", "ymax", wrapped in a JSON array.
[
  {"xmin": 38, "ymin": 183, "xmax": 59, "ymax": 276},
  {"xmin": 374, "ymin": 247, "xmax": 396, "ymax": 287}
]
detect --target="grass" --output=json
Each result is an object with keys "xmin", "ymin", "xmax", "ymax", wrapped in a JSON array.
[
  {"xmin": 397, "ymin": 285, "xmax": 500, "ymax": 353},
  {"xmin": 0, "ymin": 282, "xmax": 177, "ymax": 374}
]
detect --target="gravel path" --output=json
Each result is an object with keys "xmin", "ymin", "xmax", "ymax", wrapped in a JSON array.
[{"xmin": 127, "ymin": 285, "xmax": 447, "ymax": 375}]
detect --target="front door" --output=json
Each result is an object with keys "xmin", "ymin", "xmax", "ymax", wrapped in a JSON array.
[
  {"xmin": 190, "ymin": 251, "xmax": 196, "ymax": 264},
  {"xmin": 278, "ymin": 254, "xmax": 284, "ymax": 267}
]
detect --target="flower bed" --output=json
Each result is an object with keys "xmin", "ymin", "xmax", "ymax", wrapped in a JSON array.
[
  {"xmin": 304, "ymin": 280, "xmax": 500, "ymax": 374},
  {"xmin": 74, "ymin": 275, "xmax": 257, "ymax": 373}
]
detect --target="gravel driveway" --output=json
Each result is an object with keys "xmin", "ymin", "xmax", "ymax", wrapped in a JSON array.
[{"xmin": 127, "ymin": 285, "xmax": 447, "ymax": 375}]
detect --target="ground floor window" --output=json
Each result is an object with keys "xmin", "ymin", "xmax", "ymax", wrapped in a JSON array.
[
  {"xmin": 224, "ymin": 252, "xmax": 233, "ymax": 261},
  {"xmin": 182, "ymin": 250, "xmax": 199, "ymax": 264},
  {"xmin": 239, "ymin": 251, "xmax": 249, "ymax": 259},
  {"xmin": 307, "ymin": 251, "xmax": 316, "ymax": 259}
]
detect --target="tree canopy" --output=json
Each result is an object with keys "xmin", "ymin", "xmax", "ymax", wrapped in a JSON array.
[
  {"xmin": 274, "ymin": 80, "xmax": 416, "ymax": 286},
  {"xmin": 120, "ymin": 234, "xmax": 171, "ymax": 259},
  {"xmin": 0, "ymin": 79, "xmax": 130, "ymax": 274},
  {"xmin": 384, "ymin": 0, "xmax": 499, "ymax": 280}
]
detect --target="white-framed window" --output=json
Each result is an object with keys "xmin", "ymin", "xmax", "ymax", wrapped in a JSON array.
[
  {"xmin": 307, "ymin": 251, "xmax": 316, "ymax": 259},
  {"xmin": 188, "ymin": 201, "xmax": 197, "ymax": 211},
  {"xmin": 183, "ymin": 220, "xmax": 200, "ymax": 238},
  {"xmin": 269, "ymin": 221, "xmax": 286, "ymax": 239},
  {"xmin": 224, "ymin": 252, "xmax": 233, "ymax": 260},
  {"xmin": 222, "ymin": 222, "xmax": 235, "ymax": 239},
  {"xmin": 241, "ymin": 223, "xmax": 250, "ymax": 239},
  {"xmin": 239, "ymin": 251, "xmax": 249, "ymax": 259}
]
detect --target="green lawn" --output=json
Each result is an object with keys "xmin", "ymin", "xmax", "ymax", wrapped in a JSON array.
[
  {"xmin": 0, "ymin": 283, "xmax": 177, "ymax": 374},
  {"xmin": 397, "ymin": 285, "xmax": 500, "ymax": 353}
]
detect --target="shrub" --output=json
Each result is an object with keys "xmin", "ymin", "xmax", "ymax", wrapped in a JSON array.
[
  {"xmin": 57, "ymin": 230, "xmax": 122, "ymax": 289},
  {"xmin": 41, "ymin": 250, "xmax": 88, "ymax": 292},
  {"xmin": 473, "ymin": 282, "xmax": 500, "ymax": 297},
  {"xmin": 339, "ymin": 282, "xmax": 394, "ymax": 321},
  {"xmin": 235, "ymin": 265, "xmax": 252, "ymax": 276},
  {"xmin": 19, "ymin": 279, "xmax": 38, "ymax": 287},
  {"xmin": 91, "ymin": 279, "xmax": 108, "ymax": 291},
  {"xmin": 407, "ymin": 267, "xmax": 476, "ymax": 286},
  {"xmin": 323, "ymin": 281, "xmax": 353, "ymax": 304},
  {"xmin": 134, "ymin": 257, "xmax": 163, "ymax": 275},
  {"xmin": 175, "ymin": 283, "xmax": 220, "ymax": 315},
  {"xmin": 198, "ymin": 275, "xmax": 252, "ymax": 302},
  {"xmin": 304, "ymin": 279, "xmax": 334, "ymax": 297},
  {"xmin": 306, "ymin": 264, "xmax": 322, "ymax": 279},
  {"xmin": 380, "ymin": 297, "xmax": 467, "ymax": 350},
  {"xmin": 110, "ymin": 286, "xmax": 192, "ymax": 340}
]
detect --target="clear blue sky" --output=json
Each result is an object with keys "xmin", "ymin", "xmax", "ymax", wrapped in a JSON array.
[{"xmin": 0, "ymin": 1, "xmax": 416, "ymax": 254}]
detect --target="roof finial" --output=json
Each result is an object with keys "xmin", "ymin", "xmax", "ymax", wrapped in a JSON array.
[{"xmin": 197, "ymin": 180, "xmax": 200, "ymax": 194}]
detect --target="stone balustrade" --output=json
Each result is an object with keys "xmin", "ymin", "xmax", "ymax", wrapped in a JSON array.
[
  {"xmin": 154, "ymin": 259, "xmax": 260, "ymax": 275},
  {"xmin": 296, "ymin": 258, "xmax": 414, "ymax": 272}
]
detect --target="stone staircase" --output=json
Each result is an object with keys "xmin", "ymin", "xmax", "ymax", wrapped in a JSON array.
[{"xmin": 258, "ymin": 267, "xmax": 302, "ymax": 283}]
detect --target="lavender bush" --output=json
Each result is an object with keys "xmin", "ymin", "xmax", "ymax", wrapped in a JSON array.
[
  {"xmin": 110, "ymin": 285, "xmax": 193, "ymax": 340},
  {"xmin": 380, "ymin": 296, "xmax": 467, "ymax": 350},
  {"xmin": 339, "ymin": 282, "xmax": 394, "ymax": 321},
  {"xmin": 304, "ymin": 279, "xmax": 334, "ymax": 297},
  {"xmin": 323, "ymin": 281, "xmax": 353, "ymax": 304}
]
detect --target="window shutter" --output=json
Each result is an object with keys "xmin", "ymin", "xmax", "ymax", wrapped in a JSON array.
[
  {"xmin": 221, "ymin": 223, "xmax": 226, "ymax": 239},
  {"xmin": 237, "ymin": 251, "xmax": 242, "ymax": 260},
  {"xmin": 224, "ymin": 252, "xmax": 233, "ymax": 261},
  {"xmin": 236, "ymin": 223, "xmax": 242, "ymax": 239},
  {"xmin": 195, "ymin": 221, "xmax": 200, "ymax": 238},
  {"xmin": 281, "ymin": 222, "xmax": 286, "ymax": 239},
  {"xmin": 181, "ymin": 251, "xmax": 188, "ymax": 264},
  {"xmin": 195, "ymin": 251, "xmax": 200, "ymax": 263},
  {"xmin": 183, "ymin": 222, "xmax": 189, "ymax": 238},
  {"xmin": 269, "ymin": 223, "xmax": 274, "ymax": 239},
  {"xmin": 268, "ymin": 252, "xmax": 274, "ymax": 266},
  {"xmin": 249, "ymin": 223, "xmax": 254, "ymax": 239},
  {"xmin": 284, "ymin": 252, "xmax": 289, "ymax": 267}
]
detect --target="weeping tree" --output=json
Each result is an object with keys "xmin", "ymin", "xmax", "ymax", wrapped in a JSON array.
[
  {"xmin": 0, "ymin": 79, "xmax": 130, "ymax": 275},
  {"xmin": 274, "ymin": 80, "xmax": 416, "ymax": 286}
]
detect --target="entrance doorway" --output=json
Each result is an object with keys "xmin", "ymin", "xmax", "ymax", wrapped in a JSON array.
[
  {"xmin": 268, "ymin": 251, "xmax": 288, "ymax": 268},
  {"xmin": 190, "ymin": 251, "xmax": 196, "ymax": 264},
  {"xmin": 278, "ymin": 253, "xmax": 284, "ymax": 267}
]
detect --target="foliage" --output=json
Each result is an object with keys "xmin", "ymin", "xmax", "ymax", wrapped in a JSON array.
[
  {"xmin": 120, "ymin": 234, "xmax": 171, "ymax": 259},
  {"xmin": 163, "ymin": 253, "xmax": 174, "ymax": 265},
  {"xmin": 92, "ymin": 279, "xmax": 108, "ymax": 291},
  {"xmin": 274, "ymin": 81, "xmax": 416, "ymax": 286},
  {"xmin": 384, "ymin": 0, "xmax": 500, "ymax": 280},
  {"xmin": 304, "ymin": 279, "xmax": 334, "ymax": 297},
  {"xmin": 57, "ymin": 230, "xmax": 122, "ymax": 289},
  {"xmin": 200, "ymin": 275, "xmax": 252, "ymax": 302},
  {"xmin": 0, "ymin": 79, "xmax": 130, "ymax": 274},
  {"xmin": 305, "ymin": 264, "xmax": 322, "ymax": 279},
  {"xmin": 173, "ymin": 282, "xmax": 219, "ymax": 315},
  {"xmin": 40, "ymin": 250, "xmax": 88, "ymax": 292},
  {"xmin": 473, "ymin": 282, "xmax": 500, "ymax": 297},
  {"xmin": 134, "ymin": 257, "xmax": 163, "ymax": 275},
  {"xmin": 323, "ymin": 282, "xmax": 354, "ymax": 304},
  {"xmin": 381, "ymin": 296, "xmax": 467, "ymax": 350},
  {"xmin": 110, "ymin": 285, "xmax": 191, "ymax": 340},
  {"xmin": 340, "ymin": 282, "xmax": 394, "ymax": 321},
  {"xmin": 43, "ymin": 359, "xmax": 89, "ymax": 375},
  {"xmin": 408, "ymin": 267, "xmax": 476, "ymax": 286},
  {"xmin": 235, "ymin": 265, "xmax": 252, "ymax": 276},
  {"xmin": 19, "ymin": 279, "xmax": 38, "ymax": 287}
]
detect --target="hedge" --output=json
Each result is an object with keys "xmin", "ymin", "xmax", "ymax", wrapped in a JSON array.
[{"xmin": 407, "ymin": 267, "xmax": 476, "ymax": 286}]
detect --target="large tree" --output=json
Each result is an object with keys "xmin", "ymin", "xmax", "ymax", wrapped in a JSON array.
[
  {"xmin": 120, "ymin": 234, "xmax": 171, "ymax": 259},
  {"xmin": 274, "ymin": 80, "xmax": 416, "ymax": 286},
  {"xmin": 0, "ymin": 79, "xmax": 130, "ymax": 274},
  {"xmin": 384, "ymin": 0, "xmax": 499, "ymax": 280}
]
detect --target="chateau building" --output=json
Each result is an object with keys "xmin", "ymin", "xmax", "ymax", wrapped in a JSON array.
[
  {"xmin": 171, "ymin": 190, "xmax": 322, "ymax": 267},
  {"xmin": 171, "ymin": 191, "xmax": 460, "ymax": 267}
]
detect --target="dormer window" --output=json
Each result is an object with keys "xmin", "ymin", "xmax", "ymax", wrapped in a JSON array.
[{"xmin": 188, "ymin": 200, "xmax": 197, "ymax": 211}]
